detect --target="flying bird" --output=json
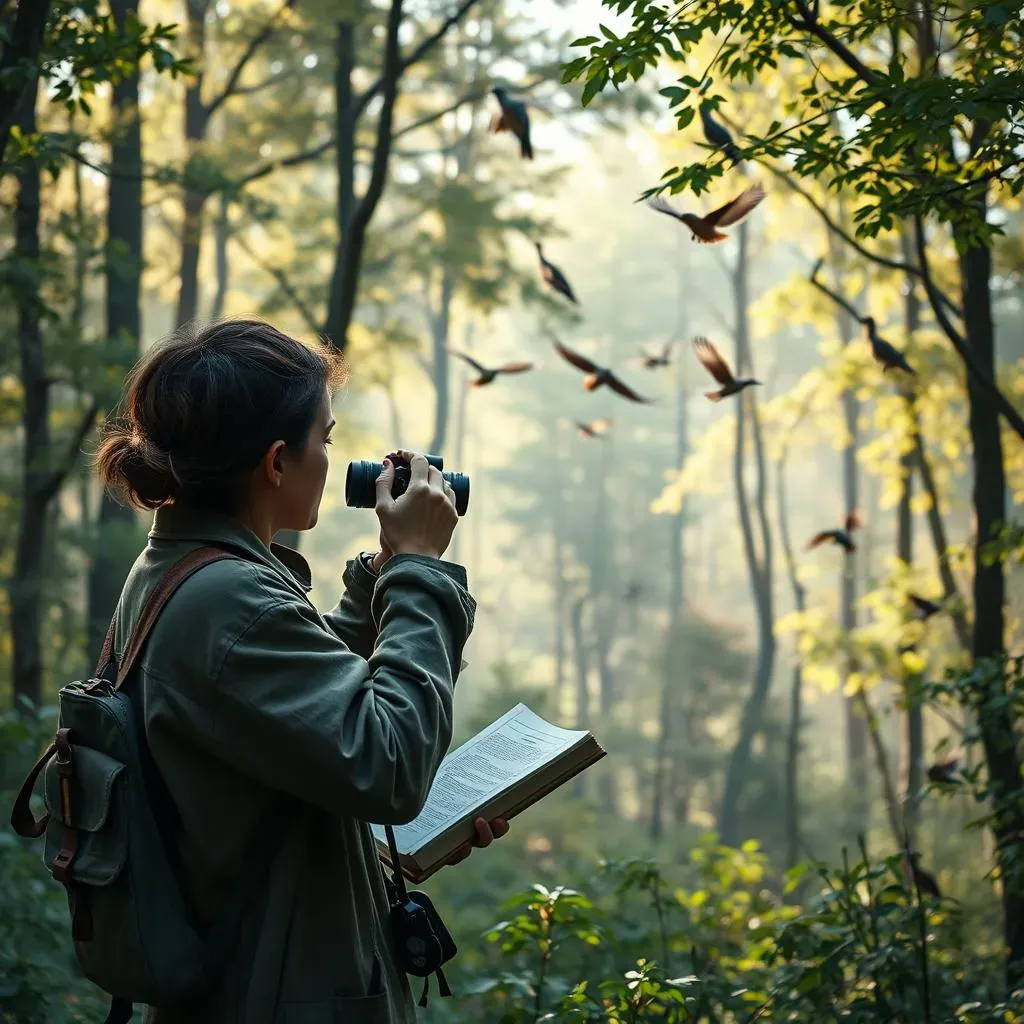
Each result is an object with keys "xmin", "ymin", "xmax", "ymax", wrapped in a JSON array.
[
  {"xmin": 553, "ymin": 342, "xmax": 651, "ymax": 403},
  {"xmin": 805, "ymin": 512, "xmax": 863, "ymax": 554},
  {"xmin": 699, "ymin": 100, "xmax": 742, "ymax": 166},
  {"xmin": 489, "ymin": 87, "xmax": 533, "ymax": 160},
  {"xmin": 646, "ymin": 183, "xmax": 766, "ymax": 243},
  {"xmin": 638, "ymin": 340, "xmax": 675, "ymax": 369},
  {"xmin": 535, "ymin": 243, "xmax": 578, "ymax": 304},
  {"xmin": 691, "ymin": 336, "xmax": 760, "ymax": 401},
  {"xmin": 862, "ymin": 317, "xmax": 916, "ymax": 375},
  {"xmin": 450, "ymin": 350, "xmax": 533, "ymax": 387},
  {"xmin": 623, "ymin": 581, "xmax": 643, "ymax": 602},
  {"xmin": 575, "ymin": 417, "xmax": 613, "ymax": 439},
  {"xmin": 926, "ymin": 758, "xmax": 959, "ymax": 783},
  {"xmin": 909, "ymin": 593, "xmax": 942, "ymax": 620}
]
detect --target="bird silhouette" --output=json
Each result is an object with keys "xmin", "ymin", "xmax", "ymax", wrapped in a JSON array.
[
  {"xmin": 805, "ymin": 512, "xmax": 862, "ymax": 553},
  {"xmin": 553, "ymin": 342, "xmax": 651, "ymax": 403},
  {"xmin": 904, "ymin": 851, "xmax": 942, "ymax": 899},
  {"xmin": 535, "ymin": 243, "xmax": 578, "ymax": 304},
  {"xmin": 575, "ymin": 417, "xmax": 614, "ymax": 439},
  {"xmin": 926, "ymin": 758, "xmax": 959, "ymax": 783},
  {"xmin": 699, "ymin": 100, "xmax": 742, "ymax": 166},
  {"xmin": 638, "ymin": 340, "xmax": 675, "ymax": 369},
  {"xmin": 489, "ymin": 87, "xmax": 533, "ymax": 160},
  {"xmin": 909, "ymin": 593, "xmax": 942, "ymax": 620},
  {"xmin": 623, "ymin": 581, "xmax": 643, "ymax": 602},
  {"xmin": 646, "ymin": 183, "xmax": 765, "ymax": 243},
  {"xmin": 861, "ymin": 317, "xmax": 916, "ymax": 375},
  {"xmin": 450, "ymin": 350, "xmax": 533, "ymax": 387},
  {"xmin": 692, "ymin": 337, "xmax": 760, "ymax": 401}
]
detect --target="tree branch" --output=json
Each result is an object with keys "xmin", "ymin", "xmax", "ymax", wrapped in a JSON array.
[
  {"xmin": 233, "ymin": 231, "xmax": 321, "ymax": 337},
  {"xmin": 809, "ymin": 257, "xmax": 862, "ymax": 320},
  {"xmin": 761, "ymin": 159, "xmax": 964, "ymax": 319},
  {"xmin": 913, "ymin": 215, "xmax": 1024, "ymax": 441},
  {"xmin": 233, "ymin": 134, "xmax": 335, "ymax": 188},
  {"xmin": 39, "ymin": 404, "xmax": 98, "ymax": 505},
  {"xmin": 789, "ymin": 0, "xmax": 879, "ymax": 85},
  {"xmin": 204, "ymin": 0, "xmax": 298, "ymax": 118},
  {"xmin": 353, "ymin": 0, "xmax": 480, "ymax": 120}
]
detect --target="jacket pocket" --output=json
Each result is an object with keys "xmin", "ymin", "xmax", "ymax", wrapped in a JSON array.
[{"xmin": 281, "ymin": 991, "xmax": 390, "ymax": 1024}]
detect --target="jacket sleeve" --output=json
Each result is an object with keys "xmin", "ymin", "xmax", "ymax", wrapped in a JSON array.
[
  {"xmin": 322, "ymin": 552, "xmax": 378, "ymax": 659},
  {"xmin": 208, "ymin": 554, "xmax": 474, "ymax": 824}
]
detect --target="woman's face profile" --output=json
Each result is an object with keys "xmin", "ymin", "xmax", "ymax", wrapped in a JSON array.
[{"xmin": 274, "ymin": 388, "xmax": 334, "ymax": 532}]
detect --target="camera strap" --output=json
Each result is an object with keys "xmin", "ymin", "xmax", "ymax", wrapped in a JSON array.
[{"xmin": 383, "ymin": 825, "xmax": 455, "ymax": 1007}]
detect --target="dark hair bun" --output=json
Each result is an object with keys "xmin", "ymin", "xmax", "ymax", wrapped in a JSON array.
[
  {"xmin": 95, "ymin": 319, "xmax": 345, "ymax": 513},
  {"xmin": 95, "ymin": 427, "xmax": 181, "ymax": 510}
]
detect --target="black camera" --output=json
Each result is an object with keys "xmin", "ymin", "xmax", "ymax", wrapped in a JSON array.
[{"xmin": 345, "ymin": 454, "xmax": 470, "ymax": 516}]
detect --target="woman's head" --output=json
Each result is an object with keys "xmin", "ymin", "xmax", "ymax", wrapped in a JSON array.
[{"xmin": 97, "ymin": 319, "xmax": 346, "ymax": 534}]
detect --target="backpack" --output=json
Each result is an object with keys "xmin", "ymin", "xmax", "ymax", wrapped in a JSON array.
[{"xmin": 10, "ymin": 546, "xmax": 287, "ymax": 1024}]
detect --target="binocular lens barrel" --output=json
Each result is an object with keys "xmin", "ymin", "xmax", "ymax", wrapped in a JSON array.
[{"xmin": 345, "ymin": 456, "xmax": 470, "ymax": 516}]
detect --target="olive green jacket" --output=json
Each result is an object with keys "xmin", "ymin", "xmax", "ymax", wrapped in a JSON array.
[{"xmin": 112, "ymin": 506, "xmax": 474, "ymax": 1024}]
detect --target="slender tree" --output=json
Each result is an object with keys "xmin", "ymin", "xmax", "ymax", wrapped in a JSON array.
[{"xmin": 87, "ymin": 0, "xmax": 144, "ymax": 662}]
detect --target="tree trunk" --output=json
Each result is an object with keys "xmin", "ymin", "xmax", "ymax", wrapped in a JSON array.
[
  {"xmin": 324, "ymin": 0, "xmax": 404, "ymax": 351},
  {"xmin": 88, "ymin": 0, "xmax": 144, "ymax": 663},
  {"xmin": 0, "ymin": 1, "xmax": 51, "ymax": 166},
  {"xmin": 426, "ymin": 269, "xmax": 454, "ymax": 455},
  {"xmin": 899, "ymin": 232, "xmax": 923, "ymax": 842},
  {"xmin": 776, "ymin": 446, "xmax": 806, "ymax": 870},
  {"xmin": 958, "ymin": 200, "xmax": 1024, "ymax": 984},
  {"xmin": 651, "ymin": 354, "xmax": 688, "ymax": 840},
  {"xmin": 569, "ymin": 594, "xmax": 591, "ymax": 799},
  {"xmin": 11, "ymin": 77, "xmax": 46, "ymax": 709},
  {"xmin": 719, "ymin": 221, "xmax": 775, "ymax": 847},
  {"xmin": 830, "ymin": 240, "xmax": 868, "ymax": 825},
  {"xmin": 211, "ymin": 192, "xmax": 230, "ymax": 320},
  {"xmin": 174, "ymin": 0, "xmax": 212, "ymax": 328}
]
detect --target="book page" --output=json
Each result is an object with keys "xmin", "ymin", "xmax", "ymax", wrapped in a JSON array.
[{"xmin": 372, "ymin": 704, "xmax": 588, "ymax": 855}]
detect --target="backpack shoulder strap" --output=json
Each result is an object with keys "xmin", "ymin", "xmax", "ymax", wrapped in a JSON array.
[
  {"xmin": 110, "ymin": 546, "xmax": 238, "ymax": 690},
  {"xmin": 10, "ymin": 546, "xmax": 238, "ymax": 839}
]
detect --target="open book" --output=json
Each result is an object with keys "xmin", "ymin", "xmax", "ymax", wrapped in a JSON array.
[{"xmin": 372, "ymin": 704, "xmax": 606, "ymax": 883}]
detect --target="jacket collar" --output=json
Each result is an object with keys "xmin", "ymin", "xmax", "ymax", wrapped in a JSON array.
[{"xmin": 149, "ymin": 505, "xmax": 313, "ymax": 594}]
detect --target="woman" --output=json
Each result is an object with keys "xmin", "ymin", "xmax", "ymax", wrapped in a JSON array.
[{"xmin": 95, "ymin": 318, "xmax": 506, "ymax": 1023}]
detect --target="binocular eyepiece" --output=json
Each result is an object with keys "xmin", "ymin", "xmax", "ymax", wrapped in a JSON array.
[{"xmin": 345, "ymin": 454, "xmax": 470, "ymax": 516}]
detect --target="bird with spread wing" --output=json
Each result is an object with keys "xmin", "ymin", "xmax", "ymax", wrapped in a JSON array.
[
  {"xmin": 805, "ymin": 512, "xmax": 863, "ymax": 554},
  {"xmin": 450, "ymin": 350, "xmax": 534, "ymax": 387},
  {"xmin": 636, "ymin": 339, "xmax": 676, "ymax": 370},
  {"xmin": 489, "ymin": 87, "xmax": 533, "ymax": 160},
  {"xmin": 646, "ymin": 183, "xmax": 766, "ymax": 243},
  {"xmin": 575, "ymin": 417, "xmax": 614, "ymax": 439},
  {"xmin": 691, "ymin": 337, "xmax": 760, "ymax": 401},
  {"xmin": 553, "ymin": 342, "xmax": 651, "ymax": 403},
  {"xmin": 535, "ymin": 243, "xmax": 578, "ymax": 304}
]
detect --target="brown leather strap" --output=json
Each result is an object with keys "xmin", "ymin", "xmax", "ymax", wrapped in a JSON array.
[
  {"xmin": 114, "ymin": 547, "xmax": 238, "ymax": 690},
  {"xmin": 52, "ymin": 728, "xmax": 78, "ymax": 884},
  {"xmin": 10, "ymin": 740, "xmax": 57, "ymax": 838},
  {"xmin": 94, "ymin": 615, "xmax": 118, "ymax": 680}
]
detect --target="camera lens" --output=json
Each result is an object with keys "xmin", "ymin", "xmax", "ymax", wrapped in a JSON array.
[
  {"xmin": 344, "ymin": 457, "xmax": 470, "ymax": 515},
  {"xmin": 344, "ymin": 460, "xmax": 380, "ymax": 509},
  {"xmin": 444, "ymin": 472, "xmax": 470, "ymax": 516}
]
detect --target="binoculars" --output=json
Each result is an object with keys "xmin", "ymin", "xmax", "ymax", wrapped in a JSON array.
[{"xmin": 345, "ymin": 454, "xmax": 470, "ymax": 516}]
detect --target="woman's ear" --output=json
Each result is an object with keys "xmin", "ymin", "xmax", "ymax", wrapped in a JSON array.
[{"xmin": 260, "ymin": 440, "xmax": 287, "ymax": 488}]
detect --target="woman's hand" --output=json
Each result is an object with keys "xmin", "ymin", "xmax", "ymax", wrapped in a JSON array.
[
  {"xmin": 445, "ymin": 816, "xmax": 510, "ymax": 867},
  {"xmin": 374, "ymin": 450, "xmax": 458, "ymax": 560}
]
